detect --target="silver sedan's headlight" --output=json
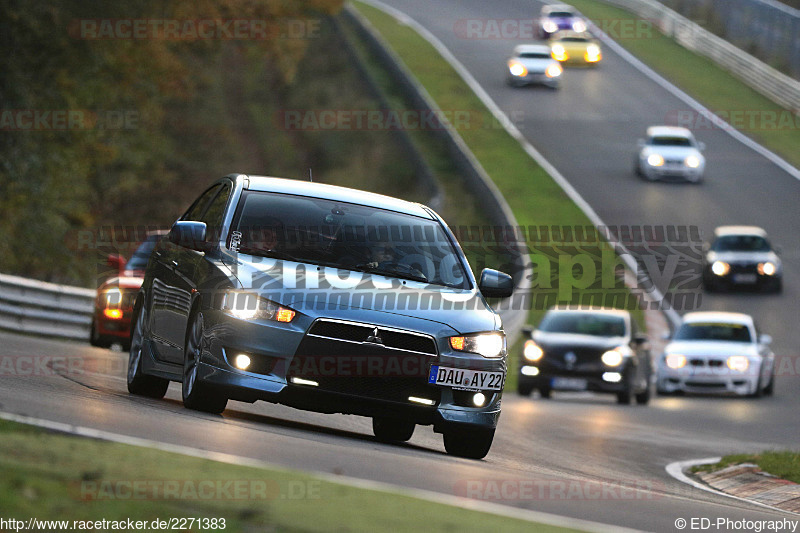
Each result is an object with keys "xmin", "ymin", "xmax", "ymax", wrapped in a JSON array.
[
  {"xmin": 711, "ymin": 261, "xmax": 730, "ymax": 276},
  {"xmin": 685, "ymin": 155, "xmax": 702, "ymax": 168},
  {"xmin": 726, "ymin": 356, "xmax": 749, "ymax": 372},
  {"xmin": 450, "ymin": 332, "xmax": 506, "ymax": 358},
  {"xmin": 758, "ymin": 262, "xmax": 777, "ymax": 276},
  {"xmin": 647, "ymin": 153, "xmax": 665, "ymax": 167},
  {"xmin": 508, "ymin": 60, "xmax": 527, "ymax": 77},
  {"xmin": 665, "ymin": 353, "xmax": 687, "ymax": 369},
  {"xmin": 223, "ymin": 291, "xmax": 295, "ymax": 322}
]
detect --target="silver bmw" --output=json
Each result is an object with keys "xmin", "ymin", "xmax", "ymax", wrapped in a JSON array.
[
  {"xmin": 656, "ymin": 312, "xmax": 775, "ymax": 397},
  {"xmin": 635, "ymin": 126, "xmax": 706, "ymax": 182}
]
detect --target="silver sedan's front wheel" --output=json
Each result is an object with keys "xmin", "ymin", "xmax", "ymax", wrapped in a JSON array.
[
  {"xmin": 182, "ymin": 311, "xmax": 227, "ymax": 414},
  {"xmin": 127, "ymin": 303, "xmax": 169, "ymax": 398}
]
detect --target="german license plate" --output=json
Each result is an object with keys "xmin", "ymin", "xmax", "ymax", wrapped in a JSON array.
[
  {"xmin": 428, "ymin": 366, "xmax": 505, "ymax": 391},
  {"xmin": 551, "ymin": 377, "xmax": 587, "ymax": 390},
  {"xmin": 733, "ymin": 274, "xmax": 757, "ymax": 284}
]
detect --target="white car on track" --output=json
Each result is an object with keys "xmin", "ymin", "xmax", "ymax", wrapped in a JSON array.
[
  {"xmin": 656, "ymin": 312, "xmax": 775, "ymax": 397},
  {"xmin": 538, "ymin": 4, "xmax": 588, "ymax": 39},
  {"xmin": 635, "ymin": 126, "xmax": 706, "ymax": 182},
  {"xmin": 506, "ymin": 44, "xmax": 563, "ymax": 89},
  {"xmin": 702, "ymin": 225, "xmax": 783, "ymax": 293}
]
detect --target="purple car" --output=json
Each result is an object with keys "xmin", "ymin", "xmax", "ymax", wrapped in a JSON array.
[{"xmin": 539, "ymin": 4, "xmax": 588, "ymax": 39}]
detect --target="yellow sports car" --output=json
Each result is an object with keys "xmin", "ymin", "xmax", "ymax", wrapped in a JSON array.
[{"xmin": 550, "ymin": 31, "xmax": 602, "ymax": 66}]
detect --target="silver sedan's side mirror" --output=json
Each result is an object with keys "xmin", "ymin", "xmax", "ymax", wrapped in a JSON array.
[
  {"xmin": 697, "ymin": 141, "xmax": 706, "ymax": 151},
  {"xmin": 758, "ymin": 334, "xmax": 772, "ymax": 345},
  {"xmin": 478, "ymin": 268, "xmax": 514, "ymax": 299},
  {"xmin": 637, "ymin": 139, "xmax": 645, "ymax": 148},
  {"xmin": 169, "ymin": 220, "xmax": 208, "ymax": 252}
]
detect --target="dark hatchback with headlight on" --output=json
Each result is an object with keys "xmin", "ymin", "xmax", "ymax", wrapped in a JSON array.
[
  {"xmin": 127, "ymin": 174, "xmax": 514, "ymax": 459},
  {"xmin": 517, "ymin": 308, "xmax": 652, "ymax": 404}
]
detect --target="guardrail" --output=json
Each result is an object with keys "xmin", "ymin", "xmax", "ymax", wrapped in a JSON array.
[
  {"xmin": 0, "ymin": 273, "xmax": 95, "ymax": 341},
  {"xmin": 598, "ymin": 0, "xmax": 800, "ymax": 113},
  {"xmin": 657, "ymin": 0, "xmax": 800, "ymax": 79}
]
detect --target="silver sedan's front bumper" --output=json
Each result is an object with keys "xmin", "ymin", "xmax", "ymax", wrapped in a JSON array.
[
  {"xmin": 508, "ymin": 73, "xmax": 559, "ymax": 87},
  {"xmin": 656, "ymin": 366, "xmax": 759, "ymax": 395},
  {"xmin": 641, "ymin": 164, "xmax": 703, "ymax": 181}
]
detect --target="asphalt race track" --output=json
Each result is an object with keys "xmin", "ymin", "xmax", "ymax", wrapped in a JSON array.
[
  {"xmin": 1, "ymin": 333, "xmax": 796, "ymax": 531},
  {"xmin": 2, "ymin": 1, "xmax": 799, "ymax": 531}
]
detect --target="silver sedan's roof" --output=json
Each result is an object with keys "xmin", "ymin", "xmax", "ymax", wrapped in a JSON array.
[
  {"xmin": 236, "ymin": 175, "xmax": 433, "ymax": 219},
  {"xmin": 513, "ymin": 44, "xmax": 553, "ymax": 56},
  {"xmin": 646, "ymin": 125, "xmax": 694, "ymax": 138},
  {"xmin": 680, "ymin": 311, "xmax": 754, "ymax": 327},
  {"xmin": 713, "ymin": 225, "xmax": 767, "ymax": 238},
  {"xmin": 541, "ymin": 4, "xmax": 577, "ymax": 15}
]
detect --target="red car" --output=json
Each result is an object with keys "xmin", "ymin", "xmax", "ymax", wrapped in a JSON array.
[{"xmin": 90, "ymin": 232, "xmax": 165, "ymax": 349}]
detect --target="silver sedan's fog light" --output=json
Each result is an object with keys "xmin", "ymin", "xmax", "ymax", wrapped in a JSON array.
[
  {"xmin": 408, "ymin": 396, "xmax": 435, "ymax": 406},
  {"xmin": 602, "ymin": 372, "xmax": 622, "ymax": 383},
  {"xmin": 291, "ymin": 377, "xmax": 319, "ymax": 387},
  {"xmin": 521, "ymin": 365, "xmax": 540, "ymax": 376},
  {"xmin": 233, "ymin": 354, "xmax": 251, "ymax": 370},
  {"xmin": 472, "ymin": 392, "xmax": 487, "ymax": 407}
]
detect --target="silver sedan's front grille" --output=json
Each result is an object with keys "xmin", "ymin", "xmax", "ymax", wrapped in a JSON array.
[{"xmin": 305, "ymin": 319, "xmax": 437, "ymax": 356}]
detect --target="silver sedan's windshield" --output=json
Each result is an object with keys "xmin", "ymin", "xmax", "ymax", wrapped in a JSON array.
[
  {"xmin": 711, "ymin": 235, "xmax": 771, "ymax": 252},
  {"xmin": 228, "ymin": 191, "xmax": 471, "ymax": 289},
  {"xmin": 674, "ymin": 323, "xmax": 752, "ymax": 343},
  {"xmin": 649, "ymin": 136, "xmax": 692, "ymax": 147}
]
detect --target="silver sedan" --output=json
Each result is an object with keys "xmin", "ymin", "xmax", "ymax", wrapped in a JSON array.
[
  {"xmin": 656, "ymin": 311, "xmax": 775, "ymax": 397},
  {"xmin": 506, "ymin": 44, "xmax": 563, "ymax": 89},
  {"xmin": 635, "ymin": 126, "xmax": 706, "ymax": 182}
]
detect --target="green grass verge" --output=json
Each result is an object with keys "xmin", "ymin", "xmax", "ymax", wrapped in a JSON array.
[
  {"xmin": 568, "ymin": 0, "xmax": 800, "ymax": 169},
  {"xmin": 690, "ymin": 451, "xmax": 800, "ymax": 484},
  {"xmin": 0, "ymin": 419, "xmax": 582, "ymax": 532},
  {"xmin": 351, "ymin": 2, "xmax": 646, "ymax": 391}
]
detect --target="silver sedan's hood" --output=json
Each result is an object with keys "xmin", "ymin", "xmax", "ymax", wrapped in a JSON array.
[
  {"xmin": 641, "ymin": 146, "xmax": 702, "ymax": 160},
  {"xmin": 664, "ymin": 340, "xmax": 760, "ymax": 359},
  {"xmin": 514, "ymin": 57, "xmax": 557, "ymax": 74}
]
